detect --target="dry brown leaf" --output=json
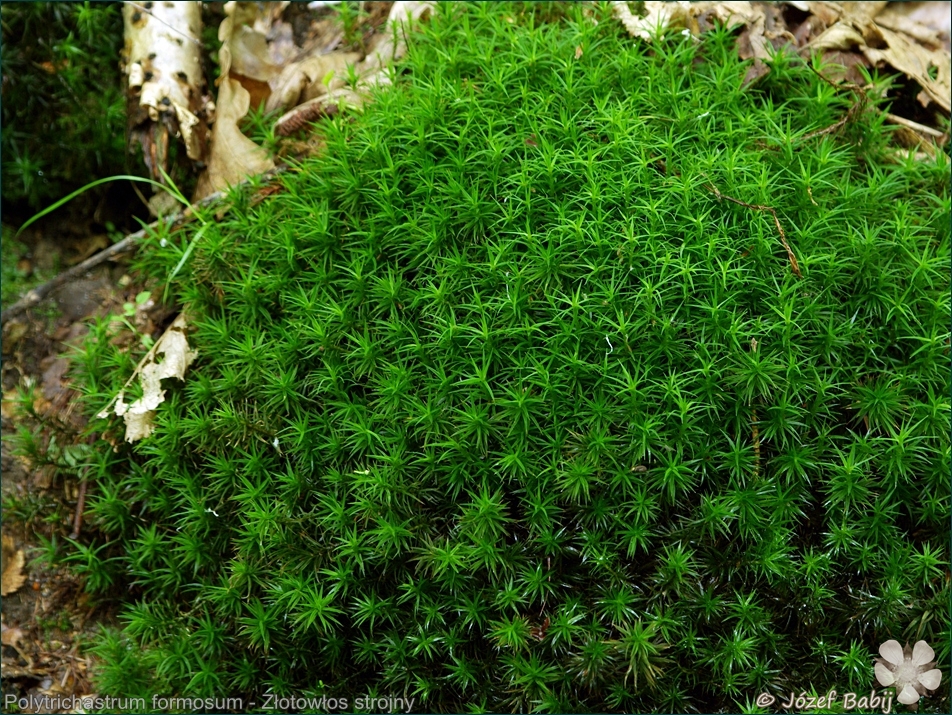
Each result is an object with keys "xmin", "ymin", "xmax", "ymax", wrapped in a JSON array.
[
  {"xmin": 266, "ymin": 51, "xmax": 361, "ymax": 113},
  {"xmin": 194, "ymin": 2, "xmax": 278, "ymax": 199},
  {"xmin": 841, "ymin": 1, "xmax": 889, "ymax": 26},
  {"xmin": 615, "ymin": 1, "xmax": 951, "ymax": 113},
  {"xmin": 806, "ymin": 2, "xmax": 843, "ymax": 28},
  {"xmin": 1, "ymin": 387, "xmax": 21, "ymax": 420},
  {"xmin": 866, "ymin": 25, "xmax": 950, "ymax": 112},
  {"xmin": 224, "ymin": 4, "xmax": 282, "ymax": 84},
  {"xmin": 1, "ymin": 620, "xmax": 24, "ymax": 649},
  {"xmin": 276, "ymin": 1, "xmax": 433, "ymax": 127},
  {"xmin": 194, "ymin": 75, "xmax": 276, "ymax": 200},
  {"xmin": 615, "ymin": 1, "xmax": 782, "ymax": 61},
  {"xmin": 97, "ymin": 314, "xmax": 197, "ymax": 443},
  {"xmin": 1, "ymin": 535, "xmax": 26, "ymax": 597},
  {"xmin": 876, "ymin": 3, "xmax": 950, "ymax": 50},
  {"xmin": 615, "ymin": 2, "xmax": 765, "ymax": 43},
  {"xmin": 359, "ymin": 2, "xmax": 434, "ymax": 72},
  {"xmin": 804, "ymin": 3, "xmax": 951, "ymax": 112},
  {"xmin": 197, "ymin": 1, "xmax": 431, "ymax": 196},
  {"xmin": 613, "ymin": 0, "xmax": 688, "ymax": 41}
]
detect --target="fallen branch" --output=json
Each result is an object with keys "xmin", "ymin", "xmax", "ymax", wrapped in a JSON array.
[
  {"xmin": 703, "ymin": 181, "xmax": 802, "ymax": 279},
  {"xmin": 1, "ymin": 166, "xmax": 288, "ymax": 326},
  {"xmin": 882, "ymin": 112, "xmax": 947, "ymax": 140},
  {"xmin": 1, "ymin": 231, "xmax": 143, "ymax": 326}
]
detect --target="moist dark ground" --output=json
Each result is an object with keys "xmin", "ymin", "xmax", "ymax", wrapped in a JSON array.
[{"xmin": 1, "ymin": 195, "xmax": 160, "ymax": 713}]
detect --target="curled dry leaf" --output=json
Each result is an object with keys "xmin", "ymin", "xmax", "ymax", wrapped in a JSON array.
[
  {"xmin": 274, "ymin": 2, "xmax": 433, "ymax": 132},
  {"xmin": 877, "ymin": 3, "xmax": 950, "ymax": 49},
  {"xmin": 360, "ymin": 2, "xmax": 434, "ymax": 73},
  {"xmin": 97, "ymin": 314, "xmax": 197, "ymax": 443},
  {"xmin": 804, "ymin": 2, "xmax": 951, "ymax": 112},
  {"xmin": 614, "ymin": 1, "xmax": 771, "ymax": 51},
  {"xmin": 1, "ymin": 534, "xmax": 26, "ymax": 597},
  {"xmin": 613, "ymin": 0, "xmax": 797, "ymax": 85},
  {"xmin": 194, "ymin": 75, "xmax": 276, "ymax": 200},
  {"xmin": 197, "ymin": 1, "xmax": 433, "ymax": 196},
  {"xmin": 194, "ymin": 1, "xmax": 278, "ymax": 200},
  {"xmin": 613, "ymin": 0, "xmax": 687, "ymax": 41},
  {"xmin": 223, "ymin": 1, "xmax": 283, "ymax": 84},
  {"xmin": 1, "ymin": 619, "xmax": 25, "ymax": 648},
  {"xmin": 266, "ymin": 51, "xmax": 362, "ymax": 114},
  {"xmin": 614, "ymin": 1, "xmax": 951, "ymax": 113}
]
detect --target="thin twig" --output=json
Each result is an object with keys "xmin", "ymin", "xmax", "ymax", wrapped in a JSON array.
[
  {"xmin": 796, "ymin": 64, "xmax": 946, "ymax": 156},
  {"xmin": 1, "ymin": 166, "xmax": 288, "ymax": 326},
  {"xmin": 795, "ymin": 61, "xmax": 869, "ymax": 143},
  {"xmin": 802, "ymin": 59, "xmax": 863, "ymax": 92},
  {"xmin": 882, "ymin": 112, "xmax": 946, "ymax": 139},
  {"xmin": 799, "ymin": 105, "xmax": 858, "ymax": 142},
  {"xmin": 1, "ymin": 229, "xmax": 146, "ymax": 326},
  {"xmin": 70, "ymin": 470, "xmax": 89, "ymax": 540},
  {"xmin": 703, "ymin": 181, "xmax": 802, "ymax": 278}
]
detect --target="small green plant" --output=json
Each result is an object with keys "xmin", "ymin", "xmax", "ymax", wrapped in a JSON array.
[
  {"xmin": 1, "ymin": 225, "xmax": 51, "ymax": 308},
  {"xmin": 64, "ymin": 3, "xmax": 949, "ymax": 712},
  {"xmin": 15, "ymin": 171, "xmax": 197, "ymax": 238},
  {"xmin": 1, "ymin": 2, "xmax": 130, "ymax": 209},
  {"xmin": 241, "ymin": 105, "xmax": 285, "ymax": 158},
  {"xmin": 2, "ymin": 490, "xmax": 56, "ymax": 524},
  {"xmin": 103, "ymin": 289, "xmax": 156, "ymax": 349},
  {"xmin": 338, "ymin": 1, "xmax": 367, "ymax": 50}
]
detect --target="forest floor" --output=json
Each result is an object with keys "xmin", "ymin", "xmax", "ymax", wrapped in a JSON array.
[{"xmin": 1, "ymin": 200, "xmax": 165, "ymax": 712}]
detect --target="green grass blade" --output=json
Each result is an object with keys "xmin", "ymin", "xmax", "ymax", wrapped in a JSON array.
[
  {"xmin": 16, "ymin": 175, "xmax": 177, "ymax": 237},
  {"xmin": 164, "ymin": 223, "xmax": 210, "ymax": 303}
]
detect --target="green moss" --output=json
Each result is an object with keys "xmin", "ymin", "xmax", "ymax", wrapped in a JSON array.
[
  {"xmin": 70, "ymin": 3, "xmax": 949, "ymax": 712},
  {"xmin": 1, "ymin": 2, "xmax": 130, "ymax": 209},
  {"xmin": 1, "ymin": 227, "xmax": 41, "ymax": 308}
]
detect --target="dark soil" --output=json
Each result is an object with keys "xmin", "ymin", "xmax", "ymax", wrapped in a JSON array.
[{"xmin": 1, "ymin": 200, "xmax": 158, "ymax": 714}]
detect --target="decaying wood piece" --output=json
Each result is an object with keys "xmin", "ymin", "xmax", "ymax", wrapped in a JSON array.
[{"xmin": 122, "ymin": 1, "xmax": 213, "ymax": 191}]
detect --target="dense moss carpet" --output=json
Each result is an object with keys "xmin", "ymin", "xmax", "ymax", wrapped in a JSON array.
[{"xmin": 75, "ymin": 3, "xmax": 949, "ymax": 712}]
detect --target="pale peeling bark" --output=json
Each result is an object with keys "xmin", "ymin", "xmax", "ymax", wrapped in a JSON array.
[{"xmin": 122, "ymin": 1, "xmax": 212, "ymax": 185}]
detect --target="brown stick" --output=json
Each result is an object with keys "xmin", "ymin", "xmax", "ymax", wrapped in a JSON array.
[
  {"xmin": 883, "ymin": 112, "xmax": 946, "ymax": 139},
  {"xmin": 703, "ymin": 181, "xmax": 802, "ymax": 279},
  {"xmin": 1, "ymin": 166, "xmax": 289, "ymax": 326},
  {"xmin": 70, "ymin": 471, "xmax": 89, "ymax": 540},
  {"xmin": 2, "ymin": 229, "xmax": 144, "ymax": 326},
  {"xmin": 796, "ymin": 63, "xmax": 871, "ymax": 144},
  {"xmin": 799, "ymin": 108, "xmax": 855, "ymax": 142}
]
